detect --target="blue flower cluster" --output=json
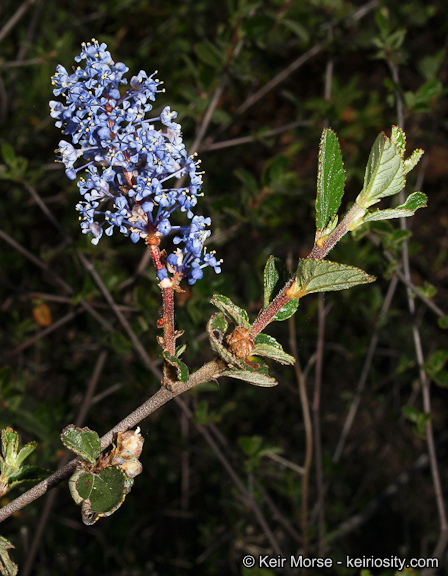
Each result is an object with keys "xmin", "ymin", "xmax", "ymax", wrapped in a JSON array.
[{"xmin": 50, "ymin": 39, "xmax": 221, "ymax": 285}]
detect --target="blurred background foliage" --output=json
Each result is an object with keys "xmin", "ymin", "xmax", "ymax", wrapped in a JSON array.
[{"xmin": 0, "ymin": 0, "xmax": 448, "ymax": 574}]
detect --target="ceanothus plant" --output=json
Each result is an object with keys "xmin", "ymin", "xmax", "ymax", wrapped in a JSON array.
[{"xmin": 0, "ymin": 39, "xmax": 426, "ymax": 570}]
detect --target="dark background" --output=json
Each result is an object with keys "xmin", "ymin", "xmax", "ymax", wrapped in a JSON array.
[{"xmin": 1, "ymin": 0, "xmax": 448, "ymax": 574}]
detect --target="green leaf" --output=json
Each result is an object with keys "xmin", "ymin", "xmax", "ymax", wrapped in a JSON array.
[
  {"xmin": 6, "ymin": 465, "xmax": 49, "ymax": 490},
  {"xmin": 363, "ymin": 192, "xmax": 427, "ymax": 222},
  {"xmin": 194, "ymin": 41, "xmax": 224, "ymax": 68},
  {"xmin": 61, "ymin": 426, "xmax": 101, "ymax": 465},
  {"xmin": 192, "ymin": 400, "xmax": 221, "ymax": 426},
  {"xmin": 253, "ymin": 334, "xmax": 282, "ymax": 348},
  {"xmin": 1, "ymin": 144, "xmax": 15, "ymax": 166},
  {"xmin": 1, "ymin": 429, "xmax": 18, "ymax": 464},
  {"xmin": 418, "ymin": 51, "xmax": 445, "ymax": 82},
  {"xmin": 401, "ymin": 405, "xmax": 430, "ymax": 438},
  {"xmin": 390, "ymin": 126, "xmax": 406, "ymax": 157},
  {"xmin": 69, "ymin": 468, "xmax": 86, "ymax": 505},
  {"xmin": 243, "ymin": 14, "xmax": 275, "ymax": 40},
  {"xmin": 399, "ymin": 191, "xmax": 427, "ymax": 211},
  {"xmin": 424, "ymin": 350, "xmax": 448, "ymax": 378},
  {"xmin": 379, "ymin": 228, "xmax": 412, "ymax": 253},
  {"xmin": 431, "ymin": 370, "xmax": 448, "ymax": 388},
  {"xmin": 273, "ymin": 298, "xmax": 300, "ymax": 322},
  {"xmin": 437, "ymin": 316, "xmax": 448, "ymax": 330},
  {"xmin": 404, "ymin": 149, "xmax": 424, "ymax": 174},
  {"xmin": 239, "ymin": 435, "xmax": 263, "ymax": 457},
  {"xmin": 221, "ymin": 369, "xmax": 278, "ymax": 387},
  {"xmin": 423, "ymin": 350, "xmax": 448, "ymax": 387},
  {"xmin": 76, "ymin": 466, "xmax": 129, "ymax": 524},
  {"xmin": 234, "ymin": 169, "xmax": 259, "ymax": 194},
  {"xmin": 210, "ymin": 295, "xmax": 250, "ymax": 329},
  {"xmin": 163, "ymin": 351, "xmax": 189, "ymax": 383},
  {"xmin": 281, "ymin": 18, "xmax": 309, "ymax": 42},
  {"xmin": 252, "ymin": 334, "xmax": 295, "ymax": 365},
  {"xmin": 415, "ymin": 79, "xmax": 443, "ymax": 103},
  {"xmin": 76, "ymin": 467, "xmax": 126, "ymax": 511},
  {"xmin": 293, "ymin": 259, "xmax": 375, "ymax": 297},
  {"xmin": 15, "ymin": 442, "xmax": 37, "ymax": 467},
  {"xmin": 375, "ymin": 10, "xmax": 390, "ymax": 34},
  {"xmin": 263, "ymin": 256, "xmax": 291, "ymax": 309},
  {"xmin": 315, "ymin": 128, "xmax": 345, "ymax": 232},
  {"xmin": 0, "ymin": 536, "xmax": 18, "ymax": 576},
  {"xmin": 261, "ymin": 153, "xmax": 289, "ymax": 186},
  {"xmin": 175, "ymin": 344, "xmax": 186, "ymax": 357},
  {"xmin": 210, "ymin": 311, "xmax": 228, "ymax": 334},
  {"xmin": 357, "ymin": 132, "xmax": 405, "ymax": 208},
  {"xmin": 0, "ymin": 428, "xmax": 47, "ymax": 496},
  {"xmin": 1, "ymin": 432, "xmax": 33, "ymax": 468},
  {"xmin": 416, "ymin": 281, "xmax": 437, "ymax": 299}
]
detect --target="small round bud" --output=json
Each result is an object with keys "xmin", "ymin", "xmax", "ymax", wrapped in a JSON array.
[{"xmin": 226, "ymin": 326, "xmax": 254, "ymax": 360}]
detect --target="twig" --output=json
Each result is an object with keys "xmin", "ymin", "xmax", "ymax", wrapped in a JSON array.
[
  {"xmin": 388, "ymin": 55, "xmax": 448, "ymax": 568},
  {"xmin": 22, "ymin": 182, "xmax": 70, "ymax": 242},
  {"xmin": 21, "ymin": 351, "xmax": 107, "ymax": 576},
  {"xmin": 235, "ymin": 44, "xmax": 323, "ymax": 119},
  {"xmin": 332, "ymin": 276, "xmax": 399, "ymax": 463},
  {"xmin": 76, "ymin": 251, "xmax": 162, "ymax": 380},
  {"xmin": 253, "ymin": 478, "xmax": 302, "ymax": 545},
  {"xmin": 22, "ymin": 290, "xmax": 138, "ymax": 313},
  {"xmin": 5, "ymin": 308, "xmax": 83, "ymax": 358},
  {"xmin": 288, "ymin": 313, "xmax": 312, "ymax": 555},
  {"xmin": 0, "ymin": 359, "xmax": 225, "ymax": 523},
  {"xmin": 232, "ymin": 0, "xmax": 377, "ymax": 120},
  {"xmin": 75, "ymin": 350, "xmax": 108, "ymax": 427},
  {"xmin": 262, "ymin": 451, "xmax": 304, "ymax": 476},
  {"xmin": 313, "ymin": 295, "xmax": 326, "ymax": 555},
  {"xmin": 0, "ymin": 228, "xmax": 72, "ymax": 294},
  {"xmin": 199, "ymin": 121, "xmax": 313, "ymax": 153},
  {"xmin": 383, "ymin": 251, "xmax": 446, "ymax": 318},
  {"xmin": 0, "ymin": 0, "xmax": 36, "ymax": 43},
  {"xmin": 174, "ymin": 397, "xmax": 286, "ymax": 558},
  {"xmin": 189, "ymin": 75, "xmax": 228, "ymax": 156},
  {"xmin": 326, "ymin": 450, "xmax": 433, "ymax": 543},
  {"xmin": 180, "ymin": 409, "xmax": 190, "ymax": 512},
  {"xmin": 0, "ymin": 58, "xmax": 43, "ymax": 69},
  {"xmin": 203, "ymin": 418, "xmax": 303, "ymax": 548}
]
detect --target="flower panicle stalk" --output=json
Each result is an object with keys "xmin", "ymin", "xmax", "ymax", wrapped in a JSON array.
[{"xmin": 50, "ymin": 39, "xmax": 222, "ymax": 287}]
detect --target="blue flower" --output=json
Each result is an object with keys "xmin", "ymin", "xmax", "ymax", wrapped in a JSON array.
[{"xmin": 51, "ymin": 39, "xmax": 221, "ymax": 285}]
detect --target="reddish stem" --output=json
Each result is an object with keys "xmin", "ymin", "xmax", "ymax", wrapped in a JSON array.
[
  {"xmin": 146, "ymin": 240, "xmax": 176, "ymax": 358},
  {"xmin": 251, "ymin": 204, "xmax": 364, "ymax": 337},
  {"xmin": 251, "ymin": 280, "xmax": 294, "ymax": 337},
  {"xmin": 146, "ymin": 239, "xmax": 178, "ymax": 385},
  {"xmin": 161, "ymin": 286, "xmax": 176, "ymax": 356}
]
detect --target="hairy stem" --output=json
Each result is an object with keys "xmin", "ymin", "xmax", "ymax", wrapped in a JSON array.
[
  {"xmin": 0, "ymin": 359, "xmax": 225, "ymax": 523},
  {"xmin": 251, "ymin": 202, "xmax": 365, "ymax": 338}
]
